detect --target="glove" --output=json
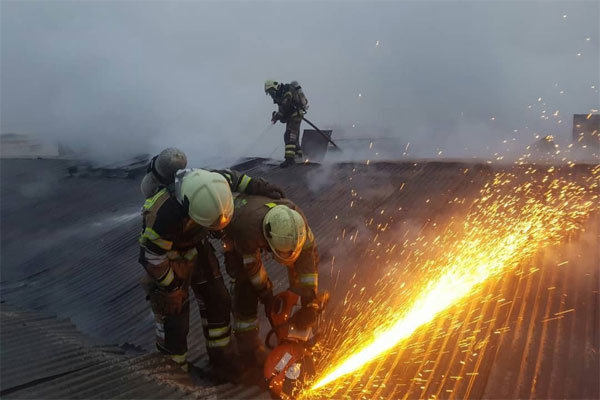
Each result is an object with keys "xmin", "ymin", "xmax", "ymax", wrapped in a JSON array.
[
  {"xmin": 262, "ymin": 288, "xmax": 276, "ymax": 317},
  {"xmin": 271, "ymin": 111, "xmax": 280, "ymax": 124},
  {"xmin": 150, "ymin": 287, "xmax": 188, "ymax": 315},
  {"xmin": 258, "ymin": 278, "xmax": 274, "ymax": 313},
  {"xmin": 246, "ymin": 177, "xmax": 285, "ymax": 199},
  {"xmin": 170, "ymin": 259, "xmax": 194, "ymax": 282},
  {"xmin": 291, "ymin": 304, "xmax": 319, "ymax": 330}
]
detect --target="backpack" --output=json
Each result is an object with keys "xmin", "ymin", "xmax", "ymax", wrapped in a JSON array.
[{"xmin": 289, "ymin": 81, "xmax": 309, "ymax": 112}]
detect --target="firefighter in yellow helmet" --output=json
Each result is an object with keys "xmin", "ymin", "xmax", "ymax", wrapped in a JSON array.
[
  {"xmin": 222, "ymin": 194, "xmax": 319, "ymax": 367},
  {"xmin": 265, "ymin": 80, "xmax": 309, "ymax": 168},
  {"xmin": 138, "ymin": 149, "xmax": 285, "ymax": 382}
]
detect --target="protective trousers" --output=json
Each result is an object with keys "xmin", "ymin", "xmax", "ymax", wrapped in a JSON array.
[
  {"xmin": 232, "ymin": 276, "xmax": 262, "ymax": 353},
  {"xmin": 284, "ymin": 117, "xmax": 303, "ymax": 162},
  {"xmin": 145, "ymin": 241, "xmax": 232, "ymax": 365}
]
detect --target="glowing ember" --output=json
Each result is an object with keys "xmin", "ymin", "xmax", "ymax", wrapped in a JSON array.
[{"xmin": 307, "ymin": 165, "xmax": 599, "ymax": 395}]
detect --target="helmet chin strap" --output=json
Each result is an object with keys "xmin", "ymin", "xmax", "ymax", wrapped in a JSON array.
[
  {"xmin": 148, "ymin": 155, "xmax": 172, "ymax": 186},
  {"xmin": 173, "ymin": 168, "xmax": 191, "ymax": 204}
]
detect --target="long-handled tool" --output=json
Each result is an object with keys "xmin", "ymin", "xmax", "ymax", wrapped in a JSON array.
[{"xmin": 301, "ymin": 116, "xmax": 341, "ymax": 151}]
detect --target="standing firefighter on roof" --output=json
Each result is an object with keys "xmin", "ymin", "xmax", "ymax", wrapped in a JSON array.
[
  {"xmin": 265, "ymin": 80, "xmax": 309, "ymax": 168},
  {"xmin": 138, "ymin": 148, "xmax": 285, "ymax": 383},
  {"xmin": 222, "ymin": 194, "xmax": 319, "ymax": 368}
]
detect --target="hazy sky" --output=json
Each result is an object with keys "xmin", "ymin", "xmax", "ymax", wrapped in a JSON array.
[{"xmin": 1, "ymin": 1, "xmax": 598, "ymax": 163}]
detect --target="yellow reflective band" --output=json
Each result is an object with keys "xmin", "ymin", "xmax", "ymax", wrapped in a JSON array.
[
  {"xmin": 238, "ymin": 175, "xmax": 252, "ymax": 193},
  {"xmin": 265, "ymin": 202, "xmax": 277, "ymax": 209},
  {"xmin": 207, "ymin": 336, "xmax": 231, "ymax": 348},
  {"xmin": 234, "ymin": 318, "xmax": 258, "ymax": 332},
  {"xmin": 299, "ymin": 273, "xmax": 318, "ymax": 287},
  {"xmin": 142, "ymin": 228, "xmax": 173, "ymax": 250},
  {"xmin": 143, "ymin": 188, "xmax": 168, "ymax": 210},
  {"xmin": 171, "ymin": 353, "xmax": 187, "ymax": 365},
  {"xmin": 285, "ymin": 145, "xmax": 296, "ymax": 149},
  {"xmin": 285, "ymin": 151, "xmax": 296, "ymax": 156},
  {"xmin": 158, "ymin": 268, "xmax": 175, "ymax": 286},
  {"xmin": 208, "ymin": 326, "xmax": 230, "ymax": 338},
  {"xmin": 223, "ymin": 172, "xmax": 233, "ymax": 185},
  {"xmin": 142, "ymin": 227, "xmax": 160, "ymax": 240},
  {"xmin": 151, "ymin": 238, "xmax": 173, "ymax": 251},
  {"xmin": 183, "ymin": 248, "xmax": 198, "ymax": 260}
]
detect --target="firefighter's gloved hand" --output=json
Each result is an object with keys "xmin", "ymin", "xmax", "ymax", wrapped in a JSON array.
[
  {"xmin": 259, "ymin": 279, "xmax": 275, "ymax": 313},
  {"xmin": 271, "ymin": 111, "xmax": 280, "ymax": 124},
  {"xmin": 170, "ymin": 259, "xmax": 194, "ymax": 281},
  {"xmin": 292, "ymin": 304, "xmax": 319, "ymax": 330},
  {"xmin": 246, "ymin": 178, "xmax": 285, "ymax": 199},
  {"xmin": 262, "ymin": 290, "xmax": 276, "ymax": 318},
  {"xmin": 151, "ymin": 287, "xmax": 188, "ymax": 315}
]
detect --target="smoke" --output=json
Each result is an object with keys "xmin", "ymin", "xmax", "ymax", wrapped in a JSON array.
[{"xmin": 1, "ymin": 1, "xmax": 598, "ymax": 163}]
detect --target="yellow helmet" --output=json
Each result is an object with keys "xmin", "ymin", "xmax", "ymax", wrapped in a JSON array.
[
  {"xmin": 175, "ymin": 169, "xmax": 234, "ymax": 230},
  {"xmin": 263, "ymin": 205, "xmax": 307, "ymax": 263},
  {"xmin": 264, "ymin": 80, "xmax": 280, "ymax": 95}
]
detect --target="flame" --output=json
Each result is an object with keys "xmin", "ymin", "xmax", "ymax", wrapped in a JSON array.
[{"xmin": 307, "ymin": 165, "xmax": 599, "ymax": 395}]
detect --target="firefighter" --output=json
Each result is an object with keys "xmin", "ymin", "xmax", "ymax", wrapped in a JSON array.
[
  {"xmin": 222, "ymin": 194, "xmax": 319, "ymax": 367},
  {"xmin": 140, "ymin": 148, "xmax": 188, "ymax": 198},
  {"xmin": 139, "ymin": 149, "xmax": 285, "ymax": 382},
  {"xmin": 265, "ymin": 80, "xmax": 309, "ymax": 168}
]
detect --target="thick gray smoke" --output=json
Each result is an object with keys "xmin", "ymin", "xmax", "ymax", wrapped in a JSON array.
[{"xmin": 1, "ymin": 1, "xmax": 598, "ymax": 164}]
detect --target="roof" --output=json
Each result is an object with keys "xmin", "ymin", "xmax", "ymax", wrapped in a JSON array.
[{"xmin": 1, "ymin": 157, "xmax": 598, "ymax": 399}]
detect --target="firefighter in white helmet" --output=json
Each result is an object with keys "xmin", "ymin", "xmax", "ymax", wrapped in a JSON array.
[
  {"xmin": 138, "ymin": 149, "xmax": 285, "ymax": 382},
  {"xmin": 265, "ymin": 80, "xmax": 309, "ymax": 168},
  {"xmin": 222, "ymin": 194, "xmax": 319, "ymax": 367}
]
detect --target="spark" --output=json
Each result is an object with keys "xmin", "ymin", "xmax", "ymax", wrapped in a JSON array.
[{"xmin": 307, "ymin": 165, "xmax": 599, "ymax": 394}]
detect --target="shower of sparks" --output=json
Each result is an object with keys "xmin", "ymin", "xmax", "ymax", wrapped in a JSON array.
[{"xmin": 306, "ymin": 164, "xmax": 599, "ymax": 395}]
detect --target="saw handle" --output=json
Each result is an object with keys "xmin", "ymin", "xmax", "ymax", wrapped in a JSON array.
[{"xmin": 265, "ymin": 329, "xmax": 278, "ymax": 349}]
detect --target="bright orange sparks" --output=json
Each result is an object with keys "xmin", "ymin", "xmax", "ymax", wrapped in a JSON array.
[{"xmin": 309, "ymin": 165, "xmax": 599, "ymax": 393}]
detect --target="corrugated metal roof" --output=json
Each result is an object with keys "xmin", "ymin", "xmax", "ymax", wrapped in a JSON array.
[{"xmin": 1, "ymin": 158, "xmax": 597, "ymax": 399}]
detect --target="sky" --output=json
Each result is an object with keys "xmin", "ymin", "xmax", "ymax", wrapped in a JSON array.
[{"xmin": 1, "ymin": 1, "xmax": 598, "ymax": 164}]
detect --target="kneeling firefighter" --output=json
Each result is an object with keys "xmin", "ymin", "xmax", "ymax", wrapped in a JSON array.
[
  {"xmin": 222, "ymin": 194, "xmax": 320, "ymax": 371},
  {"xmin": 138, "ymin": 148, "xmax": 285, "ymax": 382}
]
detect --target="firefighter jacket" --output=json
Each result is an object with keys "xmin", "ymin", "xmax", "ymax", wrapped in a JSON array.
[
  {"xmin": 273, "ymin": 83, "xmax": 308, "ymax": 123},
  {"xmin": 139, "ymin": 169, "xmax": 255, "ymax": 289},
  {"xmin": 223, "ymin": 194, "xmax": 319, "ymax": 301}
]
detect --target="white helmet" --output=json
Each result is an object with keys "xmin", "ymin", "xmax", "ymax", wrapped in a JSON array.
[
  {"xmin": 263, "ymin": 205, "xmax": 307, "ymax": 263},
  {"xmin": 264, "ymin": 80, "xmax": 280, "ymax": 95},
  {"xmin": 151, "ymin": 148, "xmax": 187, "ymax": 185},
  {"xmin": 175, "ymin": 169, "xmax": 234, "ymax": 230}
]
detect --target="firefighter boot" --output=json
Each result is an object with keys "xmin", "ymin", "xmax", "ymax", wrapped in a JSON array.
[
  {"xmin": 207, "ymin": 345, "xmax": 245, "ymax": 384},
  {"xmin": 236, "ymin": 330, "xmax": 268, "ymax": 368},
  {"xmin": 279, "ymin": 158, "xmax": 295, "ymax": 168}
]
